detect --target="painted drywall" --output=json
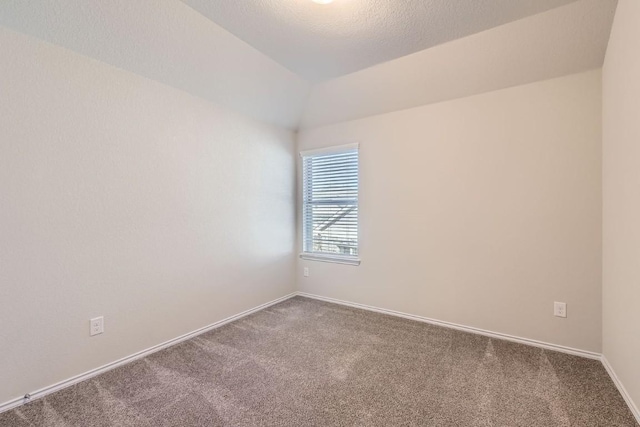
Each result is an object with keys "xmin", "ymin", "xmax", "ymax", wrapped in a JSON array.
[
  {"xmin": 0, "ymin": 0, "xmax": 310, "ymax": 129},
  {"xmin": 297, "ymin": 70, "xmax": 603, "ymax": 353},
  {"xmin": 0, "ymin": 27, "xmax": 296, "ymax": 405},
  {"xmin": 184, "ymin": 0, "xmax": 577, "ymax": 82},
  {"xmin": 300, "ymin": 0, "xmax": 616, "ymax": 129},
  {"xmin": 602, "ymin": 0, "xmax": 640, "ymax": 415}
]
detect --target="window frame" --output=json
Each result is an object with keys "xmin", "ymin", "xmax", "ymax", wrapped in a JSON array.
[{"xmin": 299, "ymin": 143, "xmax": 361, "ymax": 266}]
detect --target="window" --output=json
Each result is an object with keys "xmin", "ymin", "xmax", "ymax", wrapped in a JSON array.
[{"xmin": 301, "ymin": 143, "xmax": 360, "ymax": 265}]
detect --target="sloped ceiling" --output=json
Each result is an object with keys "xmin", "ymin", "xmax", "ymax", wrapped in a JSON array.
[
  {"xmin": 0, "ymin": 0, "xmax": 310, "ymax": 129},
  {"xmin": 183, "ymin": 0, "xmax": 579, "ymax": 83},
  {"xmin": 300, "ymin": 0, "xmax": 617, "ymax": 129},
  {"xmin": 0, "ymin": 0, "xmax": 618, "ymax": 130}
]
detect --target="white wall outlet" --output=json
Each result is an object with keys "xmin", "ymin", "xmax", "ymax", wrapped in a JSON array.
[
  {"xmin": 303, "ymin": 267, "xmax": 309, "ymax": 277},
  {"xmin": 90, "ymin": 316, "xmax": 104, "ymax": 336},
  {"xmin": 554, "ymin": 302, "xmax": 567, "ymax": 318}
]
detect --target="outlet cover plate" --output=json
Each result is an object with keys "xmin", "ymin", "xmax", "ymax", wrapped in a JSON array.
[
  {"xmin": 90, "ymin": 316, "xmax": 104, "ymax": 336},
  {"xmin": 554, "ymin": 302, "xmax": 567, "ymax": 318}
]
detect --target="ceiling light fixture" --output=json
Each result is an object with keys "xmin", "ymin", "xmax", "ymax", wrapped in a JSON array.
[{"xmin": 312, "ymin": 0, "xmax": 334, "ymax": 4}]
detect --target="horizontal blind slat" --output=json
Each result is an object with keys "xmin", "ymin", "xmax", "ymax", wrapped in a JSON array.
[{"xmin": 302, "ymin": 148, "xmax": 359, "ymax": 255}]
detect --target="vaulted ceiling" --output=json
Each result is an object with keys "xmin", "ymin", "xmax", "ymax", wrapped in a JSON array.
[
  {"xmin": 183, "ymin": 0, "xmax": 580, "ymax": 82},
  {"xmin": 0, "ymin": 0, "xmax": 618, "ymax": 130},
  {"xmin": 301, "ymin": 0, "xmax": 617, "ymax": 128},
  {"xmin": 0, "ymin": 0, "xmax": 309, "ymax": 129}
]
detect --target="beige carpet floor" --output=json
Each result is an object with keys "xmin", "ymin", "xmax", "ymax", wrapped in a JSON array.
[{"xmin": 1, "ymin": 296, "xmax": 637, "ymax": 426}]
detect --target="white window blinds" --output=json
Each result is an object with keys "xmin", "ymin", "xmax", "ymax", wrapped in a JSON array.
[{"xmin": 302, "ymin": 145, "xmax": 359, "ymax": 259}]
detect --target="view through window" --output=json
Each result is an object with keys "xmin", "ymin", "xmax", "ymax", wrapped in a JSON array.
[{"xmin": 302, "ymin": 145, "xmax": 359, "ymax": 259}]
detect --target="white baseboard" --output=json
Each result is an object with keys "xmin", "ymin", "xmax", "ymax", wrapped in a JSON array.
[
  {"xmin": 0, "ymin": 292, "xmax": 297, "ymax": 415},
  {"xmin": 3, "ymin": 291, "xmax": 637, "ymax": 424},
  {"xmin": 297, "ymin": 292, "xmax": 640, "ymax": 421},
  {"xmin": 296, "ymin": 292, "xmax": 601, "ymax": 360},
  {"xmin": 601, "ymin": 355, "xmax": 640, "ymax": 424}
]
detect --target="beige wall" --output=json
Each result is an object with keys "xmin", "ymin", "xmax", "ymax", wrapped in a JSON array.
[
  {"xmin": 0, "ymin": 28, "xmax": 296, "ymax": 405},
  {"xmin": 603, "ymin": 0, "xmax": 640, "ymax": 415},
  {"xmin": 297, "ymin": 70, "xmax": 603, "ymax": 353}
]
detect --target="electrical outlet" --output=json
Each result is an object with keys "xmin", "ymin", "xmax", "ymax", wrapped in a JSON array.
[
  {"xmin": 90, "ymin": 316, "xmax": 104, "ymax": 336},
  {"xmin": 303, "ymin": 267, "xmax": 309, "ymax": 277},
  {"xmin": 554, "ymin": 302, "xmax": 567, "ymax": 318}
]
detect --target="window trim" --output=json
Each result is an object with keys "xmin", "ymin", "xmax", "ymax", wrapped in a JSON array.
[
  {"xmin": 299, "ymin": 142, "xmax": 359, "ymax": 158},
  {"xmin": 300, "ymin": 143, "xmax": 360, "ymax": 266},
  {"xmin": 299, "ymin": 252, "xmax": 361, "ymax": 266}
]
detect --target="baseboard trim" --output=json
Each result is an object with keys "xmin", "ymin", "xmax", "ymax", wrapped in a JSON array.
[
  {"xmin": 0, "ymin": 292, "xmax": 297, "ymax": 415},
  {"xmin": 4, "ymin": 291, "xmax": 637, "ymax": 422},
  {"xmin": 299, "ymin": 291, "xmax": 640, "ymax": 421},
  {"xmin": 601, "ymin": 355, "xmax": 640, "ymax": 424},
  {"xmin": 296, "ymin": 292, "xmax": 601, "ymax": 360}
]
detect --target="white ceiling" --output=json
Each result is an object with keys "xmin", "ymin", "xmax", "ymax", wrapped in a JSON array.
[
  {"xmin": 182, "ymin": 0, "xmax": 580, "ymax": 82},
  {"xmin": 0, "ymin": 0, "xmax": 618, "ymax": 129},
  {"xmin": 301, "ymin": 0, "xmax": 618, "ymax": 128},
  {"xmin": 0, "ymin": 0, "xmax": 310, "ymax": 129}
]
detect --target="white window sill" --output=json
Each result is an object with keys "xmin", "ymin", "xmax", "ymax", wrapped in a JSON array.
[{"xmin": 299, "ymin": 253, "xmax": 361, "ymax": 266}]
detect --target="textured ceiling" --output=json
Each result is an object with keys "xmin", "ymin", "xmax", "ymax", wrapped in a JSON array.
[
  {"xmin": 0, "ymin": 0, "xmax": 310, "ymax": 129},
  {"xmin": 0, "ymin": 0, "xmax": 618, "ymax": 130},
  {"xmin": 182, "ymin": 0, "xmax": 580, "ymax": 82},
  {"xmin": 301, "ymin": 0, "xmax": 617, "ymax": 128}
]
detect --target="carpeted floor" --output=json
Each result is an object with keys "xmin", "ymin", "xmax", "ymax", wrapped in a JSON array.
[{"xmin": 1, "ymin": 296, "xmax": 637, "ymax": 426}]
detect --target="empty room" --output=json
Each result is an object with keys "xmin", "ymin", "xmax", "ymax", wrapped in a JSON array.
[{"xmin": 1, "ymin": 0, "xmax": 639, "ymax": 425}]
